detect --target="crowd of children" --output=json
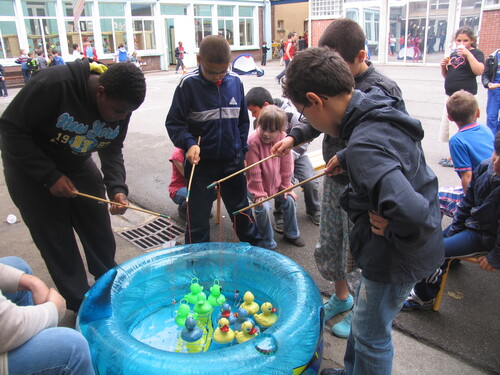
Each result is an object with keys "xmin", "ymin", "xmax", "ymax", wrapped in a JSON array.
[{"xmin": 0, "ymin": 18, "xmax": 498, "ymax": 375}]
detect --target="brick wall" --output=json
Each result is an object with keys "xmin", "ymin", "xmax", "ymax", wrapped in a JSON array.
[
  {"xmin": 311, "ymin": 19, "xmax": 335, "ymax": 47},
  {"xmin": 479, "ymin": 9, "xmax": 500, "ymax": 56}
]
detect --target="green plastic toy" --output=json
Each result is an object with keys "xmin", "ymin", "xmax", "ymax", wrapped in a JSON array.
[{"xmin": 208, "ymin": 279, "xmax": 226, "ymax": 307}]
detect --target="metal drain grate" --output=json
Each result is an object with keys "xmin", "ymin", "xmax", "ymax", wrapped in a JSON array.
[{"xmin": 116, "ymin": 217, "xmax": 184, "ymax": 251}]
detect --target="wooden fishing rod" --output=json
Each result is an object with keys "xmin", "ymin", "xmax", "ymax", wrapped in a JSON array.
[
  {"xmin": 206, "ymin": 139, "xmax": 314, "ymax": 190},
  {"xmin": 74, "ymin": 191, "xmax": 171, "ymax": 219},
  {"xmin": 232, "ymin": 171, "xmax": 326, "ymax": 215},
  {"xmin": 186, "ymin": 136, "xmax": 201, "ymax": 203}
]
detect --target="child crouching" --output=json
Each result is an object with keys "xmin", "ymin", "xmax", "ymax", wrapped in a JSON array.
[{"xmin": 245, "ymin": 105, "xmax": 305, "ymax": 249}]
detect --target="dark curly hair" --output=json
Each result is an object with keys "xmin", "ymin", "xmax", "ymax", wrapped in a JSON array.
[
  {"xmin": 283, "ymin": 47, "xmax": 354, "ymax": 107},
  {"xmin": 99, "ymin": 63, "xmax": 146, "ymax": 107}
]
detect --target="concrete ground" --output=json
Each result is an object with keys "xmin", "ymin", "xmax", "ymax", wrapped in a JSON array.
[{"xmin": 0, "ymin": 58, "xmax": 498, "ymax": 374}]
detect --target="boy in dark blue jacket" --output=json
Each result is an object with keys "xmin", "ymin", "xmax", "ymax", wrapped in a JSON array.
[
  {"xmin": 404, "ymin": 130, "xmax": 500, "ymax": 310},
  {"xmin": 283, "ymin": 47, "xmax": 444, "ymax": 375},
  {"xmin": 166, "ymin": 35, "xmax": 262, "ymax": 245}
]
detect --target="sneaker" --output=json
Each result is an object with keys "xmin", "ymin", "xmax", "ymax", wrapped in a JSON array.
[
  {"xmin": 177, "ymin": 205, "xmax": 186, "ymax": 220},
  {"xmin": 274, "ymin": 218, "xmax": 284, "ymax": 234},
  {"xmin": 321, "ymin": 368, "xmax": 346, "ymax": 375},
  {"xmin": 402, "ymin": 291, "xmax": 434, "ymax": 311},
  {"xmin": 332, "ymin": 311, "xmax": 352, "ymax": 339},
  {"xmin": 324, "ymin": 294, "xmax": 353, "ymax": 321},
  {"xmin": 308, "ymin": 212, "xmax": 320, "ymax": 226},
  {"xmin": 275, "ymin": 76, "xmax": 281, "ymax": 85},
  {"xmin": 283, "ymin": 235, "xmax": 305, "ymax": 247}
]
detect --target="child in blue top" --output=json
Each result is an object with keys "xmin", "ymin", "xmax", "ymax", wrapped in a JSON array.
[
  {"xmin": 447, "ymin": 90, "xmax": 494, "ymax": 192},
  {"xmin": 165, "ymin": 35, "xmax": 262, "ymax": 245}
]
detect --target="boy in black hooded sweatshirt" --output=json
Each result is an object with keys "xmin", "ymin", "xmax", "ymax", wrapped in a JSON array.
[
  {"xmin": 0, "ymin": 59, "xmax": 146, "ymax": 312},
  {"xmin": 283, "ymin": 47, "xmax": 444, "ymax": 375}
]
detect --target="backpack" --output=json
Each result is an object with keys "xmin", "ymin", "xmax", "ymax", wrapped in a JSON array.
[
  {"xmin": 118, "ymin": 49, "xmax": 128, "ymax": 62},
  {"xmin": 27, "ymin": 58, "xmax": 38, "ymax": 72},
  {"xmin": 175, "ymin": 47, "xmax": 180, "ymax": 58}
]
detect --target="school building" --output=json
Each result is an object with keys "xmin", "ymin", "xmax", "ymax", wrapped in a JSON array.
[{"xmin": 0, "ymin": 0, "xmax": 498, "ymax": 75}]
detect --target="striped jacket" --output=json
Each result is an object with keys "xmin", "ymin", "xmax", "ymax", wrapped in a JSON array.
[{"xmin": 165, "ymin": 67, "xmax": 250, "ymax": 160}]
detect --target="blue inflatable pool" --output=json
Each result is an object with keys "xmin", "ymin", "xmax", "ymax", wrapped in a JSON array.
[{"xmin": 77, "ymin": 242, "xmax": 324, "ymax": 374}]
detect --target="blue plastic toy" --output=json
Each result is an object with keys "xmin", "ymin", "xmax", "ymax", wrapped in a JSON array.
[{"xmin": 181, "ymin": 316, "xmax": 203, "ymax": 342}]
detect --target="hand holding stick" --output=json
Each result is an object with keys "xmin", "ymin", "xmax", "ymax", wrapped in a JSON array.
[
  {"xmin": 74, "ymin": 191, "xmax": 171, "ymax": 219},
  {"xmin": 186, "ymin": 136, "xmax": 201, "ymax": 202}
]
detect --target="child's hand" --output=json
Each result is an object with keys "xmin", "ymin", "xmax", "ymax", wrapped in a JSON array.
[
  {"xmin": 325, "ymin": 155, "xmax": 345, "ymax": 176},
  {"xmin": 284, "ymin": 191, "xmax": 297, "ymax": 201},
  {"xmin": 271, "ymin": 136, "xmax": 294, "ymax": 156},
  {"xmin": 186, "ymin": 145, "xmax": 200, "ymax": 165},
  {"xmin": 477, "ymin": 256, "xmax": 496, "ymax": 272},
  {"xmin": 368, "ymin": 210, "xmax": 388, "ymax": 237},
  {"xmin": 440, "ymin": 57, "xmax": 450, "ymax": 67},
  {"xmin": 110, "ymin": 193, "xmax": 129, "ymax": 215},
  {"xmin": 50, "ymin": 175, "xmax": 77, "ymax": 197}
]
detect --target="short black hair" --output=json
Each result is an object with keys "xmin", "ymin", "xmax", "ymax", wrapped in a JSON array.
[
  {"xmin": 495, "ymin": 131, "xmax": 500, "ymax": 154},
  {"xmin": 246, "ymin": 87, "xmax": 273, "ymax": 108},
  {"xmin": 446, "ymin": 90, "xmax": 478, "ymax": 125},
  {"xmin": 283, "ymin": 47, "xmax": 354, "ymax": 107},
  {"xmin": 99, "ymin": 63, "xmax": 146, "ymax": 107},
  {"xmin": 72, "ymin": 43, "xmax": 78, "ymax": 50},
  {"xmin": 199, "ymin": 35, "xmax": 231, "ymax": 64},
  {"xmin": 318, "ymin": 18, "xmax": 366, "ymax": 64}
]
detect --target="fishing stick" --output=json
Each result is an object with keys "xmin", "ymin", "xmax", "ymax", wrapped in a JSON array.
[
  {"xmin": 74, "ymin": 191, "xmax": 172, "ymax": 219},
  {"xmin": 206, "ymin": 139, "xmax": 314, "ymax": 190},
  {"xmin": 232, "ymin": 171, "xmax": 326, "ymax": 215},
  {"xmin": 186, "ymin": 136, "xmax": 201, "ymax": 203}
]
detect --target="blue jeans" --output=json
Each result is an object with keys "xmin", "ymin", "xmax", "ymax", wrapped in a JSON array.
[
  {"xmin": 486, "ymin": 88, "xmax": 500, "ymax": 135},
  {"xmin": 172, "ymin": 186, "xmax": 187, "ymax": 213},
  {"xmin": 253, "ymin": 194, "xmax": 299, "ymax": 249},
  {"xmin": 274, "ymin": 154, "xmax": 320, "ymax": 223},
  {"xmin": 0, "ymin": 257, "xmax": 95, "ymax": 375},
  {"xmin": 414, "ymin": 226, "xmax": 487, "ymax": 301},
  {"xmin": 344, "ymin": 277, "xmax": 415, "ymax": 375},
  {"xmin": 276, "ymin": 59, "xmax": 290, "ymax": 81}
]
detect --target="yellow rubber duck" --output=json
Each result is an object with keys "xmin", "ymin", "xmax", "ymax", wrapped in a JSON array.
[
  {"xmin": 240, "ymin": 291, "xmax": 259, "ymax": 316},
  {"xmin": 254, "ymin": 302, "xmax": 278, "ymax": 328},
  {"xmin": 235, "ymin": 320, "xmax": 259, "ymax": 344},
  {"xmin": 213, "ymin": 317, "xmax": 235, "ymax": 344}
]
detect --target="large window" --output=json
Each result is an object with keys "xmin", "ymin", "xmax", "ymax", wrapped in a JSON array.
[
  {"xmin": 65, "ymin": 1, "xmax": 94, "ymax": 55},
  {"xmin": 194, "ymin": 5, "xmax": 212, "ymax": 48},
  {"xmin": 160, "ymin": 5, "xmax": 187, "ymax": 15},
  {"xmin": 131, "ymin": 3, "xmax": 156, "ymax": 51},
  {"xmin": 239, "ymin": 6, "xmax": 254, "ymax": 46},
  {"xmin": 22, "ymin": 0, "xmax": 60, "ymax": 54},
  {"xmin": 0, "ymin": 0, "xmax": 19, "ymax": 58},
  {"xmin": 99, "ymin": 3, "xmax": 126, "ymax": 54},
  {"xmin": 312, "ymin": 0, "xmax": 343, "ymax": 17},
  {"xmin": 217, "ymin": 6, "xmax": 234, "ymax": 45}
]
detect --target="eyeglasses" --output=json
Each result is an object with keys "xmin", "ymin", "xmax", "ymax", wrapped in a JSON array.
[{"xmin": 297, "ymin": 94, "xmax": 328, "ymax": 124}]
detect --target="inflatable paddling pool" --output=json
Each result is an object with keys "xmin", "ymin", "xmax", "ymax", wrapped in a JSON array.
[{"xmin": 77, "ymin": 242, "xmax": 324, "ymax": 374}]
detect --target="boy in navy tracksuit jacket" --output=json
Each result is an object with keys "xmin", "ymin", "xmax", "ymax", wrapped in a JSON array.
[{"xmin": 166, "ymin": 35, "xmax": 262, "ymax": 245}]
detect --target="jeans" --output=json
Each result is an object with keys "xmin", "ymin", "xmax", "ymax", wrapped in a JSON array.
[
  {"xmin": 414, "ymin": 226, "xmax": 487, "ymax": 301},
  {"xmin": 276, "ymin": 59, "xmax": 290, "ymax": 82},
  {"xmin": 486, "ymin": 88, "xmax": 500, "ymax": 135},
  {"xmin": 172, "ymin": 187, "xmax": 187, "ymax": 214},
  {"xmin": 253, "ymin": 194, "xmax": 299, "ymax": 249},
  {"xmin": 274, "ymin": 154, "xmax": 320, "ymax": 222},
  {"xmin": 344, "ymin": 277, "xmax": 415, "ymax": 375},
  {"xmin": 0, "ymin": 256, "xmax": 33, "ymax": 305},
  {"xmin": 0, "ymin": 257, "xmax": 95, "ymax": 375}
]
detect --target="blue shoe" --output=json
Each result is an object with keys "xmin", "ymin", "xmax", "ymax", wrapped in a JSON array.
[
  {"xmin": 323, "ymin": 294, "xmax": 353, "ymax": 321},
  {"xmin": 332, "ymin": 311, "xmax": 352, "ymax": 339}
]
